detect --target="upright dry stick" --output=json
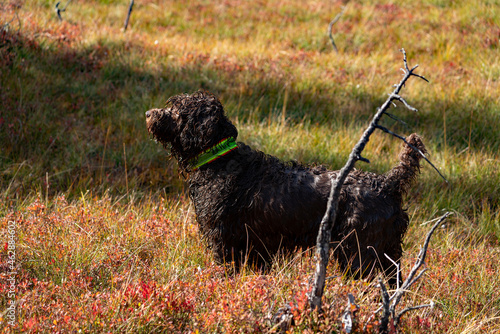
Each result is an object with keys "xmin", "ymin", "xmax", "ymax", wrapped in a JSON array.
[
  {"xmin": 308, "ymin": 49, "xmax": 434, "ymax": 311},
  {"xmin": 124, "ymin": 0, "xmax": 135, "ymax": 31},
  {"xmin": 376, "ymin": 212, "xmax": 450, "ymax": 333},
  {"xmin": 55, "ymin": 0, "xmax": 73, "ymax": 21}
]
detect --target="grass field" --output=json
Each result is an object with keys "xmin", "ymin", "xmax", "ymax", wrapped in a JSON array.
[{"xmin": 1, "ymin": 0, "xmax": 499, "ymax": 332}]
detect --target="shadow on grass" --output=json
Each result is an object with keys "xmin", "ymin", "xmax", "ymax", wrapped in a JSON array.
[{"xmin": 1, "ymin": 29, "xmax": 498, "ymax": 205}]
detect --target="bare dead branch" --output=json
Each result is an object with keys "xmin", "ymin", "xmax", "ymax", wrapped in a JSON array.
[
  {"xmin": 401, "ymin": 212, "xmax": 450, "ymax": 291},
  {"xmin": 389, "ymin": 93, "xmax": 418, "ymax": 112},
  {"xmin": 401, "ymin": 52, "xmax": 430, "ymax": 83},
  {"xmin": 406, "ymin": 268, "xmax": 429, "ymax": 288},
  {"xmin": 341, "ymin": 293, "xmax": 359, "ymax": 333},
  {"xmin": 308, "ymin": 49, "xmax": 433, "ymax": 311},
  {"xmin": 375, "ymin": 124, "xmax": 448, "ymax": 183},
  {"xmin": 357, "ymin": 155, "xmax": 370, "ymax": 163},
  {"xmin": 383, "ymin": 111, "xmax": 408, "ymax": 126},
  {"xmin": 328, "ymin": 5, "xmax": 347, "ymax": 53},
  {"xmin": 384, "ymin": 253, "xmax": 401, "ymax": 290},
  {"xmin": 378, "ymin": 279, "xmax": 391, "ymax": 334},
  {"xmin": 124, "ymin": 0, "xmax": 135, "ymax": 32}
]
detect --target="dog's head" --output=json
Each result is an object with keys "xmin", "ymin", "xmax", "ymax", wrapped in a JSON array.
[{"xmin": 146, "ymin": 90, "xmax": 238, "ymax": 169}]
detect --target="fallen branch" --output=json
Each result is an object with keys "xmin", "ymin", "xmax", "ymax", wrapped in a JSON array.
[
  {"xmin": 375, "ymin": 124, "xmax": 447, "ymax": 182},
  {"xmin": 328, "ymin": 5, "xmax": 347, "ymax": 53},
  {"xmin": 55, "ymin": 0, "xmax": 72, "ymax": 21},
  {"xmin": 308, "ymin": 49, "xmax": 437, "ymax": 311}
]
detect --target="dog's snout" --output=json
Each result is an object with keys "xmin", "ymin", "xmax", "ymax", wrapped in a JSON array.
[{"xmin": 145, "ymin": 110, "xmax": 151, "ymax": 118}]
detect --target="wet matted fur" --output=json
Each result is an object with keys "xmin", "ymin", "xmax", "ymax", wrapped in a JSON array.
[{"xmin": 146, "ymin": 90, "xmax": 426, "ymax": 284}]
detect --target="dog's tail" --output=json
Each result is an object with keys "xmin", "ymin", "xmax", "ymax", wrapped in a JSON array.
[{"xmin": 385, "ymin": 133, "xmax": 427, "ymax": 196}]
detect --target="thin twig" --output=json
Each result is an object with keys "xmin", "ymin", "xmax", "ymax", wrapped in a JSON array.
[
  {"xmin": 123, "ymin": 0, "xmax": 135, "ymax": 31},
  {"xmin": 308, "ymin": 49, "xmax": 431, "ymax": 311},
  {"xmin": 375, "ymin": 212, "xmax": 451, "ymax": 332},
  {"xmin": 375, "ymin": 124, "xmax": 448, "ymax": 182},
  {"xmin": 396, "ymin": 301, "xmax": 434, "ymax": 323},
  {"xmin": 123, "ymin": 143, "xmax": 129, "ymax": 194},
  {"xmin": 384, "ymin": 253, "xmax": 401, "ymax": 290},
  {"xmin": 378, "ymin": 278, "xmax": 391, "ymax": 334},
  {"xmin": 406, "ymin": 268, "xmax": 429, "ymax": 289},
  {"xmin": 389, "ymin": 93, "xmax": 419, "ymax": 112},
  {"xmin": 383, "ymin": 111, "xmax": 408, "ymax": 127},
  {"xmin": 400, "ymin": 212, "xmax": 450, "ymax": 291},
  {"xmin": 328, "ymin": 5, "xmax": 347, "ymax": 53}
]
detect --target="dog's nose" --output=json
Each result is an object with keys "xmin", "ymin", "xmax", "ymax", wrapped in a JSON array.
[{"xmin": 145, "ymin": 110, "xmax": 151, "ymax": 118}]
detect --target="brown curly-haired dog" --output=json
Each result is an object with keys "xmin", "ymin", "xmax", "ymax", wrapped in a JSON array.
[{"xmin": 146, "ymin": 90, "xmax": 426, "ymax": 285}]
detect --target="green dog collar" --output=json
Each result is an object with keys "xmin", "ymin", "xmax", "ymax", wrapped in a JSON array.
[{"xmin": 190, "ymin": 137, "xmax": 238, "ymax": 170}]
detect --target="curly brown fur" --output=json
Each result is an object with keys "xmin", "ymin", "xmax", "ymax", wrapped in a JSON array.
[{"xmin": 146, "ymin": 91, "xmax": 426, "ymax": 285}]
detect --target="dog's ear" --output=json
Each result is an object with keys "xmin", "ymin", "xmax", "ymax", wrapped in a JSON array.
[
  {"xmin": 202, "ymin": 91, "xmax": 225, "ymax": 116},
  {"xmin": 193, "ymin": 90, "xmax": 238, "ymax": 141}
]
